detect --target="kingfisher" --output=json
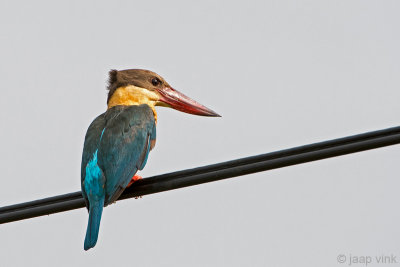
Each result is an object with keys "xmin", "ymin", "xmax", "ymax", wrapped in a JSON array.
[{"xmin": 81, "ymin": 69, "xmax": 219, "ymax": 250}]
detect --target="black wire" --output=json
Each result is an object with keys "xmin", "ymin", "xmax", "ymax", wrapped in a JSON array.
[{"xmin": 1, "ymin": 125, "xmax": 400, "ymax": 224}]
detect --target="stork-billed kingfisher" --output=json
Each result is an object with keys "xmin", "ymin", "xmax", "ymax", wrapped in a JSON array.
[{"xmin": 81, "ymin": 69, "xmax": 219, "ymax": 250}]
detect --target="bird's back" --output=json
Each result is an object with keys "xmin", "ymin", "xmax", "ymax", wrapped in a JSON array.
[{"xmin": 81, "ymin": 104, "xmax": 156, "ymax": 207}]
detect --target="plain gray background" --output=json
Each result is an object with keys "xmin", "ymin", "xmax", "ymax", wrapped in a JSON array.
[{"xmin": 0, "ymin": 0, "xmax": 399, "ymax": 266}]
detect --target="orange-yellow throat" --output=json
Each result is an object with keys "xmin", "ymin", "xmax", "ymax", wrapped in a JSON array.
[{"xmin": 107, "ymin": 85, "xmax": 159, "ymax": 122}]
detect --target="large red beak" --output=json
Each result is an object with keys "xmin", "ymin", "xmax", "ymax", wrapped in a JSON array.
[{"xmin": 157, "ymin": 87, "xmax": 221, "ymax": 117}]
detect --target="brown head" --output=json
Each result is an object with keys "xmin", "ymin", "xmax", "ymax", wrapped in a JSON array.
[{"xmin": 106, "ymin": 69, "xmax": 220, "ymax": 117}]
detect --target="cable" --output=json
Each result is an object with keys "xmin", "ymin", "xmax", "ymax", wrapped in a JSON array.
[{"xmin": 1, "ymin": 125, "xmax": 400, "ymax": 224}]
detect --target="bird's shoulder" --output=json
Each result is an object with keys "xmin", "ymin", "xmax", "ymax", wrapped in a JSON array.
[
  {"xmin": 104, "ymin": 104, "xmax": 155, "ymax": 131},
  {"xmin": 98, "ymin": 104, "xmax": 155, "ymax": 164}
]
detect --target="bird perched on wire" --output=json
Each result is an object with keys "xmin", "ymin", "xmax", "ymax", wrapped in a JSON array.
[{"xmin": 81, "ymin": 69, "xmax": 220, "ymax": 250}]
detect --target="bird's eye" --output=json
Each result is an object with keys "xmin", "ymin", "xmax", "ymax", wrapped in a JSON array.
[{"xmin": 151, "ymin": 77, "xmax": 161, "ymax": 86}]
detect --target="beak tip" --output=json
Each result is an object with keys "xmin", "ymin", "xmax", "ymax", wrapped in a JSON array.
[{"xmin": 204, "ymin": 110, "xmax": 221, "ymax": 117}]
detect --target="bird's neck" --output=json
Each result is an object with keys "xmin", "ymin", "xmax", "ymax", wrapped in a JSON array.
[{"xmin": 107, "ymin": 85, "xmax": 158, "ymax": 123}]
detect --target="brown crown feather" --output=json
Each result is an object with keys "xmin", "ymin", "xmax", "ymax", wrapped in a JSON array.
[{"xmin": 106, "ymin": 69, "xmax": 170, "ymax": 104}]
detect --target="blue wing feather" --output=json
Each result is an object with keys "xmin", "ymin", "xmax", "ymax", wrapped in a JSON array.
[
  {"xmin": 81, "ymin": 114, "xmax": 107, "ymax": 209},
  {"xmin": 139, "ymin": 135, "xmax": 151, "ymax": 170},
  {"xmin": 96, "ymin": 104, "xmax": 156, "ymax": 205},
  {"xmin": 81, "ymin": 104, "xmax": 156, "ymax": 249}
]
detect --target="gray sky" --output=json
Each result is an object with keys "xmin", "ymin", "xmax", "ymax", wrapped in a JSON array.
[{"xmin": 0, "ymin": 0, "xmax": 399, "ymax": 266}]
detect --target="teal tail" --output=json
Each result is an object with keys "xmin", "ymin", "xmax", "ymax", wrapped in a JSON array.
[{"xmin": 84, "ymin": 197, "xmax": 104, "ymax": 250}]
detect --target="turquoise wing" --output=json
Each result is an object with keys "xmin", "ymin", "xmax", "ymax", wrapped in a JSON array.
[
  {"xmin": 81, "ymin": 113, "xmax": 107, "ymax": 209},
  {"xmin": 97, "ymin": 104, "xmax": 156, "ymax": 205}
]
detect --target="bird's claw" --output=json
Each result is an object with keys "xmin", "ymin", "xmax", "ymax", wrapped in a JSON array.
[
  {"xmin": 127, "ymin": 174, "xmax": 142, "ymax": 187},
  {"xmin": 127, "ymin": 175, "xmax": 143, "ymax": 199}
]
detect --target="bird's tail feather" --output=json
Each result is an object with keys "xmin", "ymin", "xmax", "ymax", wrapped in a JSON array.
[{"xmin": 84, "ymin": 197, "xmax": 104, "ymax": 250}]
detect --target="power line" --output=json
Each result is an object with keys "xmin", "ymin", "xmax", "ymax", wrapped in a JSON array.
[{"xmin": 1, "ymin": 125, "xmax": 400, "ymax": 224}]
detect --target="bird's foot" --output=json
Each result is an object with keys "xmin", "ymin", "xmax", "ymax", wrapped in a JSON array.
[
  {"xmin": 127, "ymin": 174, "xmax": 142, "ymax": 187},
  {"xmin": 127, "ymin": 174, "xmax": 143, "ymax": 199}
]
